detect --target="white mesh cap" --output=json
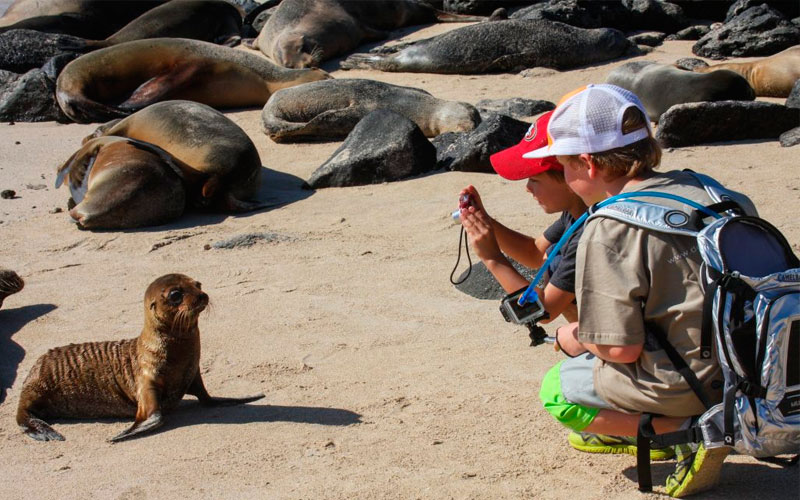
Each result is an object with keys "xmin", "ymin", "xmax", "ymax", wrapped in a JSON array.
[{"xmin": 523, "ymin": 84, "xmax": 653, "ymax": 159}]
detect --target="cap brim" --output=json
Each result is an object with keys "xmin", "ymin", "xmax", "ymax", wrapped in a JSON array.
[{"xmin": 522, "ymin": 145, "xmax": 555, "ymax": 159}]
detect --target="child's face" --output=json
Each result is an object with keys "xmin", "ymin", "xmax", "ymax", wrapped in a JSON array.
[
  {"xmin": 525, "ymin": 172, "xmax": 576, "ymax": 214},
  {"xmin": 558, "ymin": 155, "xmax": 594, "ymax": 205}
]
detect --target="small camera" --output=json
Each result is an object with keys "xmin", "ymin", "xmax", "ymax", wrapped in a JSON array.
[
  {"xmin": 499, "ymin": 286, "xmax": 548, "ymax": 325},
  {"xmin": 452, "ymin": 194, "xmax": 473, "ymax": 221}
]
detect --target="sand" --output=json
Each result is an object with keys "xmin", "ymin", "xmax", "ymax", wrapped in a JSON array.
[{"xmin": 0, "ymin": 22, "xmax": 798, "ymax": 500}]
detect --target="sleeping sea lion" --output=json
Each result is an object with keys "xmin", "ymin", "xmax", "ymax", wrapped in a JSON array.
[
  {"xmin": 339, "ymin": 19, "xmax": 636, "ymax": 74},
  {"xmin": 55, "ymin": 37, "xmax": 331, "ymax": 123},
  {"xmin": 84, "ymin": 100, "xmax": 264, "ymax": 212},
  {"xmin": 17, "ymin": 273, "xmax": 265, "ymax": 441},
  {"xmin": 261, "ymin": 78, "xmax": 480, "ymax": 142},
  {"xmin": 693, "ymin": 45, "xmax": 800, "ymax": 98},
  {"xmin": 55, "ymin": 136, "xmax": 186, "ymax": 229},
  {"xmin": 249, "ymin": 0, "xmax": 487, "ymax": 68}
]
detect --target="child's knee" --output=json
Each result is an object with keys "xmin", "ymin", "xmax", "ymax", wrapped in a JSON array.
[{"xmin": 539, "ymin": 361, "xmax": 599, "ymax": 431}]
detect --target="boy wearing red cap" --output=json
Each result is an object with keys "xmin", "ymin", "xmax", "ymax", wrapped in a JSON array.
[
  {"xmin": 525, "ymin": 84, "xmax": 756, "ymax": 497},
  {"xmin": 457, "ymin": 111, "xmax": 587, "ymax": 322}
]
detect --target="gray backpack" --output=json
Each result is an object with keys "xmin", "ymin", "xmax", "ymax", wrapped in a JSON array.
[{"xmin": 585, "ymin": 172, "xmax": 800, "ymax": 490}]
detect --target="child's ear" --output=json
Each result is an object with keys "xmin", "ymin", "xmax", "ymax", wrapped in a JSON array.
[{"xmin": 578, "ymin": 154, "xmax": 598, "ymax": 179}]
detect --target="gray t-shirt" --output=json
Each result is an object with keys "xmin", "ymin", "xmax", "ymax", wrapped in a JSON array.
[{"xmin": 575, "ymin": 170, "xmax": 754, "ymax": 416}]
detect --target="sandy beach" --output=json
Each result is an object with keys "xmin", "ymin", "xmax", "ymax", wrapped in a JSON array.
[{"xmin": 0, "ymin": 19, "xmax": 798, "ymax": 500}]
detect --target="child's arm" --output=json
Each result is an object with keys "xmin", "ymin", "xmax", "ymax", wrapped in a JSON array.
[{"xmin": 555, "ymin": 322, "xmax": 643, "ymax": 363}]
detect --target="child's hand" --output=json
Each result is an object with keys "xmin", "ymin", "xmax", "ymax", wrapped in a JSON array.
[
  {"xmin": 458, "ymin": 185, "xmax": 486, "ymax": 214},
  {"xmin": 460, "ymin": 203, "xmax": 502, "ymax": 262}
]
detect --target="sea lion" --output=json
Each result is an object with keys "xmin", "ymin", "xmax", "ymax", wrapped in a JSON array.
[
  {"xmin": 55, "ymin": 37, "xmax": 331, "ymax": 123},
  {"xmin": 67, "ymin": 0, "xmax": 245, "ymax": 51},
  {"xmin": 606, "ymin": 61, "xmax": 755, "ymax": 122},
  {"xmin": 261, "ymin": 78, "xmax": 480, "ymax": 142},
  {"xmin": 83, "ymin": 100, "xmax": 263, "ymax": 212},
  {"xmin": 55, "ymin": 136, "xmax": 186, "ymax": 229},
  {"xmin": 17, "ymin": 273, "xmax": 265, "ymax": 442},
  {"xmin": 693, "ymin": 45, "xmax": 800, "ymax": 97},
  {"xmin": 340, "ymin": 19, "xmax": 636, "ymax": 74},
  {"xmin": 0, "ymin": 269, "xmax": 24, "ymax": 309},
  {"xmin": 0, "ymin": 0, "xmax": 166, "ymax": 39},
  {"xmin": 249, "ymin": 0, "xmax": 487, "ymax": 68}
]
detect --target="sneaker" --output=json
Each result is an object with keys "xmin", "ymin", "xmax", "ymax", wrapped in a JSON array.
[
  {"xmin": 568, "ymin": 431, "xmax": 676, "ymax": 461},
  {"xmin": 665, "ymin": 443, "xmax": 730, "ymax": 498}
]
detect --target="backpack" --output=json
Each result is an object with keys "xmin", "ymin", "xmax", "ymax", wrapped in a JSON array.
[{"xmin": 583, "ymin": 171, "xmax": 800, "ymax": 491}]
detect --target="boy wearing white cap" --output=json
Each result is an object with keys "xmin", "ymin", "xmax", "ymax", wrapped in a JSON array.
[
  {"xmin": 457, "ymin": 110, "xmax": 587, "ymax": 322},
  {"xmin": 526, "ymin": 84, "xmax": 756, "ymax": 497}
]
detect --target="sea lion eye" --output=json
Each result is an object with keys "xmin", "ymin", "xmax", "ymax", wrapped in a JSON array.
[{"xmin": 167, "ymin": 289, "xmax": 183, "ymax": 305}]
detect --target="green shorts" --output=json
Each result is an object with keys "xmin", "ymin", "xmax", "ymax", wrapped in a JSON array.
[{"xmin": 539, "ymin": 353, "xmax": 613, "ymax": 431}]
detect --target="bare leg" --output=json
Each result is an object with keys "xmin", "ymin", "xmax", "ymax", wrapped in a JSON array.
[{"xmin": 583, "ymin": 409, "xmax": 687, "ymax": 437}]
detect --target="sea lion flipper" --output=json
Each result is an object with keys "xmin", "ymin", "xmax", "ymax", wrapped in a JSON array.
[
  {"xmin": 19, "ymin": 416, "xmax": 65, "ymax": 441},
  {"xmin": 187, "ymin": 373, "xmax": 265, "ymax": 406},
  {"xmin": 119, "ymin": 64, "xmax": 199, "ymax": 111},
  {"xmin": 109, "ymin": 411, "xmax": 163, "ymax": 442}
]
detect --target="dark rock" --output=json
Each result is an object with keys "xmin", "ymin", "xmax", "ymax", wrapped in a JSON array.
[
  {"xmin": 211, "ymin": 232, "xmax": 292, "ymax": 249},
  {"xmin": 454, "ymin": 258, "xmax": 537, "ymax": 300},
  {"xmin": 665, "ymin": 24, "xmax": 711, "ymax": 41},
  {"xmin": 0, "ymin": 68, "xmax": 70, "ymax": 123},
  {"xmin": 432, "ymin": 112, "xmax": 530, "ymax": 172},
  {"xmin": 475, "ymin": 98, "xmax": 555, "ymax": 120},
  {"xmin": 227, "ymin": 0, "xmax": 261, "ymax": 14},
  {"xmin": 512, "ymin": 0, "xmax": 688, "ymax": 33},
  {"xmin": 443, "ymin": 0, "xmax": 519, "ymax": 16},
  {"xmin": 0, "ymin": 29, "xmax": 86, "ymax": 73},
  {"xmin": 1, "ymin": 190, "xmax": 16, "ymax": 199},
  {"xmin": 693, "ymin": 4, "xmax": 800, "ymax": 59},
  {"xmin": 673, "ymin": 57, "xmax": 709, "ymax": 70},
  {"xmin": 306, "ymin": 109, "xmax": 437, "ymax": 189},
  {"xmin": 656, "ymin": 101, "xmax": 800, "ymax": 147},
  {"xmin": 779, "ymin": 126, "xmax": 800, "ymax": 146},
  {"xmin": 786, "ymin": 79, "xmax": 800, "ymax": 108},
  {"xmin": 628, "ymin": 31, "xmax": 667, "ymax": 46}
]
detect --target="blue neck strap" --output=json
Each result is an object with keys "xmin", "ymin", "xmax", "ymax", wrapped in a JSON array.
[{"xmin": 517, "ymin": 191, "xmax": 723, "ymax": 306}]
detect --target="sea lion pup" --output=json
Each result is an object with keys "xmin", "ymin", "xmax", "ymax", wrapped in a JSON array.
[
  {"xmin": 66, "ymin": 0, "xmax": 245, "ymax": 51},
  {"xmin": 0, "ymin": 0, "xmax": 166, "ymax": 39},
  {"xmin": 55, "ymin": 37, "xmax": 332, "ymax": 123},
  {"xmin": 17, "ymin": 274, "xmax": 265, "ymax": 442},
  {"xmin": 340, "ymin": 19, "xmax": 635, "ymax": 74},
  {"xmin": 249, "ymin": 0, "xmax": 488, "ymax": 68},
  {"xmin": 0, "ymin": 269, "xmax": 24, "ymax": 309},
  {"xmin": 55, "ymin": 136, "xmax": 186, "ymax": 229},
  {"xmin": 261, "ymin": 78, "xmax": 480, "ymax": 142},
  {"xmin": 83, "ymin": 101, "xmax": 263, "ymax": 212},
  {"xmin": 606, "ymin": 61, "xmax": 755, "ymax": 122},
  {"xmin": 692, "ymin": 45, "xmax": 800, "ymax": 98}
]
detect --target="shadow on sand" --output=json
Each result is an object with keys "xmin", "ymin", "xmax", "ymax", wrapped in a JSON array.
[{"xmin": 0, "ymin": 303, "xmax": 58, "ymax": 404}]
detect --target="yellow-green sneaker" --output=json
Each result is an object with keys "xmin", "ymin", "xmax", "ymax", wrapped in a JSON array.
[
  {"xmin": 665, "ymin": 443, "xmax": 730, "ymax": 498},
  {"xmin": 567, "ymin": 431, "xmax": 676, "ymax": 461}
]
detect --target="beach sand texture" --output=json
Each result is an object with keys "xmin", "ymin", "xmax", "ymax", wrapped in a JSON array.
[{"xmin": 0, "ymin": 20, "xmax": 798, "ymax": 500}]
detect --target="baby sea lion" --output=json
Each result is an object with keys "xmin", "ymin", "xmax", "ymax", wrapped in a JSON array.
[
  {"xmin": 261, "ymin": 78, "xmax": 480, "ymax": 142},
  {"xmin": 55, "ymin": 37, "xmax": 332, "ymax": 123},
  {"xmin": 340, "ymin": 19, "xmax": 635, "ymax": 74},
  {"xmin": 606, "ymin": 61, "xmax": 755, "ymax": 122},
  {"xmin": 249, "ymin": 0, "xmax": 487, "ymax": 68},
  {"xmin": 693, "ymin": 45, "xmax": 800, "ymax": 98},
  {"xmin": 0, "ymin": 269, "xmax": 24, "ymax": 309},
  {"xmin": 82, "ymin": 100, "xmax": 263, "ymax": 212},
  {"xmin": 17, "ymin": 273, "xmax": 265, "ymax": 442},
  {"xmin": 55, "ymin": 136, "xmax": 186, "ymax": 229}
]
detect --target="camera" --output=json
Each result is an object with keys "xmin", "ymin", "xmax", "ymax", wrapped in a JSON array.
[
  {"xmin": 499, "ymin": 286, "xmax": 548, "ymax": 325},
  {"xmin": 451, "ymin": 194, "xmax": 473, "ymax": 221}
]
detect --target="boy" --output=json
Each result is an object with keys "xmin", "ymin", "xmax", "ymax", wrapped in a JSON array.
[
  {"xmin": 524, "ymin": 84, "xmax": 756, "ymax": 497},
  {"xmin": 458, "ymin": 110, "xmax": 587, "ymax": 322}
]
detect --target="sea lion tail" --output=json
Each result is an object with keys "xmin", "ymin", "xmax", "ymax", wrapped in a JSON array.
[{"xmin": 339, "ymin": 53, "xmax": 386, "ymax": 71}]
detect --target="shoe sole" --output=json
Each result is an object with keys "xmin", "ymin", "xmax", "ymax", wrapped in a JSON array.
[
  {"xmin": 568, "ymin": 435, "xmax": 676, "ymax": 461},
  {"xmin": 666, "ymin": 445, "xmax": 730, "ymax": 498}
]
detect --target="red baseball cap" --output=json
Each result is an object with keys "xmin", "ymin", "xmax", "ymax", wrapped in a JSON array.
[{"xmin": 489, "ymin": 111, "xmax": 562, "ymax": 180}]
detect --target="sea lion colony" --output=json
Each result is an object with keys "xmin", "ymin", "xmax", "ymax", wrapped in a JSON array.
[{"xmin": 1, "ymin": 0, "xmax": 796, "ymax": 443}]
